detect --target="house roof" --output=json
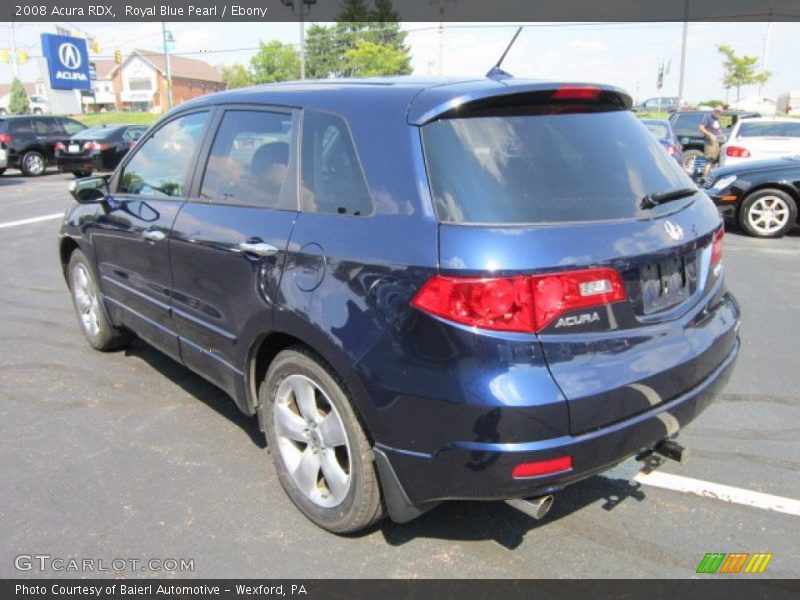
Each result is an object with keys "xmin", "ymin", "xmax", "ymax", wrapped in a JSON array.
[
  {"xmin": 93, "ymin": 60, "xmax": 117, "ymax": 80},
  {"xmin": 111, "ymin": 49, "xmax": 222, "ymax": 84}
]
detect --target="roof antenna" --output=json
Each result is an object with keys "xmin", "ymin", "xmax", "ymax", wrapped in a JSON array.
[{"xmin": 486, "ymin": 26, "xmax": 523, "ymax": 80}]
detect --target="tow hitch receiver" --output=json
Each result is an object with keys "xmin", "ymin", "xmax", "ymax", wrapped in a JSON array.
[{"xmin": 654, "ymin": 439, "xmax": 690, "ymax": 464}]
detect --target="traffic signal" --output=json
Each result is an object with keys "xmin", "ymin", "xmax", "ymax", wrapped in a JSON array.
[
  {"xmin": 91, "ymin": 39, "xmax": 101, "ymax": 54},
  {"xmin": 17, "ymin": 50, "xmax": 28, "ymax": 65},
  {"xmin": 114, "ymin": 49, "xmax": 122, "ymax": 64},
  {"xmin": 0, "ymin": 48, "xmax": 9, "ymax": 64}
]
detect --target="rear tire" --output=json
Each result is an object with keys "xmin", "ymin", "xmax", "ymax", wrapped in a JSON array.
[
  {"xmin": 261, "ymin": 346, "xmax": 384, "ymax": 533},
  {"xmin": 20, "ymin": 151, "xmax": 46, "ymax": 177},
  {"xmin": 739, "ymin": 188, "xmax": 797, "ymax": 238},
  {"xmin": 73, "ymin": 170, "xmax": 92, "ymax": 178},
  {"xmin": 0, "ymin": 168, "xmax": 5, "ymax": 176},
  {"xmin": 67, "ymin": 250, "xmax": 133, "ymax": 351}
]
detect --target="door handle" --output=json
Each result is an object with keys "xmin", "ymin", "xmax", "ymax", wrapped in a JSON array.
[
  {"xmin": 142, "ymin": 229, "xmax": 166, "ymax": 242},
  {"xmin": 238, "ymin": 241, "xmax": 279, "ymax": 257}
]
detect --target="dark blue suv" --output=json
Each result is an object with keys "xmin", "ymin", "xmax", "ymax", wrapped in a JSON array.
[{"xmin": 58, "ymin": 78, "xmax": 740, "ymax": 533}]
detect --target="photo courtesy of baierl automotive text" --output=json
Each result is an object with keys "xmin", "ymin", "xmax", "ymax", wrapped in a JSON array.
[{"xmin": 0, "ymin": 0, "xmax": 798, "ymax": 593}]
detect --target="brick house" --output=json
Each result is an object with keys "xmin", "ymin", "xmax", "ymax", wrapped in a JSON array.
[{"xmin": 109, "ymin": 49, "xmax": 224, "ymax": 112}]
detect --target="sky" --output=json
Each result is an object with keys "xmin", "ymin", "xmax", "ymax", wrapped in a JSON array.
[{"xmin": 1, "ymin": 20, "xmax": 797, "ymax": 104}]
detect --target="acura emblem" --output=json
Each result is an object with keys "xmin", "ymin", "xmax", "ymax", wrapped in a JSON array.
[
  {"xmin": 664, "ymin": 220, "xmax": 684, "ymax": 241},
  {"xmin": 58, "ymin": 43, "xmax": 82, "ymax": 70}
]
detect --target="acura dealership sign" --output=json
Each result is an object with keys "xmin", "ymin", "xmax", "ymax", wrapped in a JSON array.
[{"xmin": 41, "ymin": 33, "xmax": 92, "ymax": 90}]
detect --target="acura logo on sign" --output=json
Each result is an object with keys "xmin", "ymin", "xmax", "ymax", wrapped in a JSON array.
[
  {"xmin": 664, "ymin": 220, "xmax": 684, "ymax": 240},
  {"xmin": 58, "ymin": 43, "xmax": 82, "ymax": 70}
]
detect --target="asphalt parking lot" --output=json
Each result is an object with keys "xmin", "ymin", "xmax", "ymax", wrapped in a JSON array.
[{"xmin": 0, "ymin": 170, "xmax": 798, "ymax": 578}]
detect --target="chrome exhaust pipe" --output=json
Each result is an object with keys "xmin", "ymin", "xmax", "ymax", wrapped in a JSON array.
[{"xmin": 505, "ymin": 495, "xmax": 555, "ymax": 520}]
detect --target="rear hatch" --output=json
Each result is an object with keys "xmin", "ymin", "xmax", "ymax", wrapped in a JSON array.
[{"xmin": 417, "ymin": 85, "xmax": 735, "ymax": 435}]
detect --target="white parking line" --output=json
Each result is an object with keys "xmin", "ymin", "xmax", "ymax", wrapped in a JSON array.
[
  {"xmin": 634, "ymin": 470, "xmax": 800, "ymax": 517},
  {"xmin": 0, "ymin": 213, "xmax": 63, "ymax": 230}
]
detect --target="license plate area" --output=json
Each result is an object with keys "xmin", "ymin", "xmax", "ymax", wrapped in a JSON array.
[
  {"xmin": 640, "ymin": 255, "xmax": 690, "ymax": 314},
  {"xmin": 68, "ymin": 144, "xmax": 80, "ymax": 153}
]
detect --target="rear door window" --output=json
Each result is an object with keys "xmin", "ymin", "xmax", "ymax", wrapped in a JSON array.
[
  {"xmin": 199, "ymin": 109, "xmax": 294, "ymax": 209},
  {"xmin": 670, "ymin": 113, "xmax": 703, "ymax": 134},
  {"xmin": 60, "ymin": 118, "xmax": 85, "ymax": 136},
  {"xmin": 118, "ymin": 111, "xmax": 209, "ymax": 198},
  {"xmin": 33, "ymin": 118, "xmax": 62, "ymax": 135},
  {"xmin": 10, "ymin": 118, "xmax": 34, "ymax": 134},
  {"xmin": 421, "ymin": 110, "xmax": 691, "ymax": 224}
]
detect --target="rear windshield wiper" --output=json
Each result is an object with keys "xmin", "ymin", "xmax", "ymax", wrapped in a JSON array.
[{"xmin": 640, "ymin": 187, "xmax": 697, "ymax": 210}]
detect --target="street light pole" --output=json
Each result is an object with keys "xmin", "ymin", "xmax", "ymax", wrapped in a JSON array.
[{"xmin": 281, "ymin": 0, "xmax": 316, "ymax": 80}]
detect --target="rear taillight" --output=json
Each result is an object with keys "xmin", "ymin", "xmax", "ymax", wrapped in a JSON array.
[
  {"xmin": 551, "ymin": 85, "xmax": 601, "ymax": 101},
  {"xmin": 666, "ymin": 145, "xmax": 676, "ymax": 155},
  {"xmin": 725, "ymin": 146, "xmax": 751, "ymax": 158},
  {"xmin": 55, "ymin": 142, "xmax": 65, "ymax": 151},
  {"xmin": 84, "ymin": 142, "xmax": 109, "ymax": 152},
  {"xmin": 0, "ymin": 133, "xmax": 11, "ymax": 144},
  {"xmin": 711, "ymin": 227, "xmax": 724, "ymax": 269},
  {"xmin": 411, "ymin": 268, "xmax": 626, "ymax": 333},
  {"xmin": 512, "ymin": 456, "xmax": 573, "ymax": 478}
]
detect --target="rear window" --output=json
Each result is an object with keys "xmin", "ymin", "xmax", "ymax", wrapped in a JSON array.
[
  {"xmin": 422, "ymin": 111, "xmax": 692, "ymax": 225},
  {"xmin": 72, "ymin": 126, "xmax": 121, "ymax": 140},
  {"xmin": 642, "ymin": 121, "xmax": 670, "ymax": 140},
  {"xmin": 670, "ymin": 113, "xmax": 703, "ymax": 134},
  {"xmin": 738, "ymin": 121, "xmax": 800, "ymax": 138}
]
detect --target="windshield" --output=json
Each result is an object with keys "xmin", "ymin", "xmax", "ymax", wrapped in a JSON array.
[
  {"xmin": 738, "ymin": 121, "xmax": 800, "ymax": 138},
  {"xmin": 421, "ymin": 111, "xmax": 693, "ymax": 224}
]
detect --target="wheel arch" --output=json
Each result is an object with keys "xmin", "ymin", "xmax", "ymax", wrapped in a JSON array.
[
  {"xmin": 58, "ymin": 237, "xmax": 80, "ymax": 281},
  {"xmin": 246, "ymin": 328, "xmax": 378, "ymax": 445}
]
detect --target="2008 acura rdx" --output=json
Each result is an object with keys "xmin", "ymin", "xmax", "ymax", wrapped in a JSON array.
[{"xmin": 58, "ymin": 77, "xmax": 740, "ymax": 533}]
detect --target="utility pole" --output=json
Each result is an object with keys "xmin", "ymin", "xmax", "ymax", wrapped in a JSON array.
[
  {"xmin": 677, "ymin": 0, "xmax": 689, "ymax": 107},
  {"xmin": 9, "ymin": 21, "xmax": 20, "ymax": 79},
  {"xmin": 161, "ymin": 22, "xmax": 174, "ymax": 110},
  {"xmin": 430, "ymin": 0, "xmax": 456, "ymax": 76}
]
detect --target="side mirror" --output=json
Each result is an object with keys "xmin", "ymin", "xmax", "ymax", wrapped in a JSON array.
[{"xmin": 69, "ymin": 175, "xmax": 109, "ymax": 204}]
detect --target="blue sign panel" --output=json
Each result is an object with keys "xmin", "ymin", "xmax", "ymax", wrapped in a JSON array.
[{"xmin": 41, "ymin": 33, "xmax": 92, "ymax": 91}]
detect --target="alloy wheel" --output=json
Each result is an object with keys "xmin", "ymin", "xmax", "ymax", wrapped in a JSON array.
[
  {"xmin": 72, "ymin": 263, "xmax": 100, "ymax": 338},
  {"xmin": 273, "ymin": 374, "xmax": 352, "ymax": 508},
  {"xmin": 24, "ymin": 153, "xmax": 45, "ymax": 176},
  {"xmin": 747, "ymin": 195, "xmax": 790, "ymax": 236}
]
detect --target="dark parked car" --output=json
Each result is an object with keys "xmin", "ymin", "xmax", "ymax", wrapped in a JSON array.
[
  {"xmin": 668, "ymin": 110, "xmax": 760, "ymax": 177},
  {"xmin": 705, "ymin": 155, "xmax": 800, "ymax": 238},
  {"xmin": 632, "ymin": 96, "xmax": 680, "ymax": 114},
  {"xmin": 58, "ymin": 78, "xmax": 740, "ymax": 533},
  {"xmin": 56, "ymin": 124, "xmax": 148, "ymax": 177},
  {"xmin": 640, "ymin": 118, "xmax": 683, "ymax": 164},
  {"xmin": 0, "ymin": 115, "xmax": 86, "ymax": 176}
]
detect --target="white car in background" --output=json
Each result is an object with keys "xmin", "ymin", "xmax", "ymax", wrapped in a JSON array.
[
  {"xmin": 720, "ymin": 117, "xmax": 800, "ymax": 167},
  {"xmin": 0, "ymin": 143, "xmax": 7, "ymax": 171}
]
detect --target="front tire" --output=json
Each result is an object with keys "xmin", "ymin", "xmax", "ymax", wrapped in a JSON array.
[
  {"xmin": 739, "ymin": 188, "xmax": 797, "ymax": 238},
  {"xmin": 20, "ymin": 151, "xmax": 46, "ymax": 176},
  {"xmin": 67, "ymin": 250, "xmax": 133, "ymax": 351},
  {"xmin": 261, "ymin": 347, "xmax": 384, "ymax": 533}
]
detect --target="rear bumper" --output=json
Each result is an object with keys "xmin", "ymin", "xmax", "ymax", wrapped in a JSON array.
[
  {"xmin": 56, "ymin": 154, "xmax": 103, "ymax": 173},
  {"xmin": 376, "ymin": 336, "xmax": 738, "ymax": 517}
]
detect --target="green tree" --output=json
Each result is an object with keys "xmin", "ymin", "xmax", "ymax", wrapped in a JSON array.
[
  {"xmin": 717, "ymin": 44, "xmax": 771, "ymax": 102},
  {"xmin": 337, "ymin": 0, "xmax": 371, "ymax": 22},
  {"xmin": 343, "ymin": 39, "xmax": 409, "ymax": 77},
  {"xmin": 8, "ymin": 78, "xmax": 29, "ymax": 115},
  {"xmin": 221, "ymin": 63, "xmax": 253, "ymax": 89},
  {"xmin": 250, "ymin": 40, "xmax": 300, "ymax": 84},
  {"xmin": 305, "ymin": 23, "xmax": 341, "ymax": 79}
]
